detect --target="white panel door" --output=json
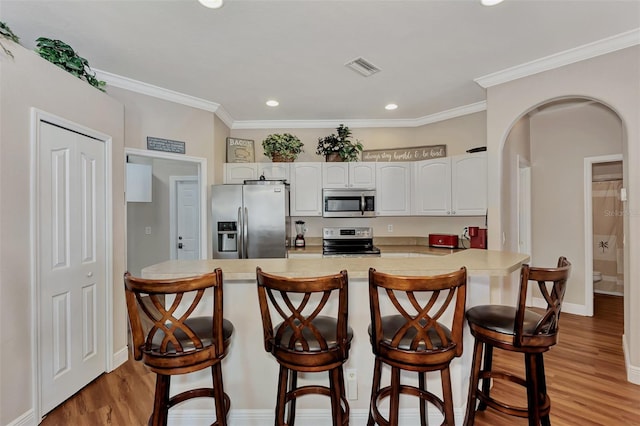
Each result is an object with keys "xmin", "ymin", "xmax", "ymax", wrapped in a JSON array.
[
  {"xmin": 39, "ymin": 122, "xmax": 106, "ymax": 414},
  {"xmin": 176, "ymin": 180, "xmax": 200, "ymax": 260}
]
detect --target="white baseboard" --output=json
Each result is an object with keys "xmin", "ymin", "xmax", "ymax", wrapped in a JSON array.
[
  {"xmin": 532, "ymin": 297, "xmax": 588, "ymax": 316},
  {"xmin": 622, "ymin": 334, "xmax": 640, "ymax": 385},
  {"xmin": 6, "ymin": 409, "xmax": 36, "ymax": 426},
  {"xmin": 111, "ymin": 345, "xmax": 129, "ymax": 370},
  {"xmin": 168, "ymin": 407, "xmax": 464, "ymax": 425}
]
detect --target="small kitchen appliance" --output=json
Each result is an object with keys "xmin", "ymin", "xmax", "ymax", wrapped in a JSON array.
[
  {"xmin": 322, "ymin": 227, "xmax": 381, "ymax": 257},
  {"xmin": 469, "ymin": 227, "xmax": 487, "ymax": 249},
  {"xmin": 295, "ymin": 220, "xmax": 306, "ymax": 248},
  {"xmin": 428, "ymin": 234, "xmax": 459, "ymax": 249},
  {"xmin": 322, "ymin": 189, "xmax": 376, "ymax": 218}
]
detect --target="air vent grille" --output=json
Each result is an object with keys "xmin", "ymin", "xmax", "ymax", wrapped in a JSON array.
[{"xmin": 345, "ymin": 57, "xmax": 381, "ymax": 77}]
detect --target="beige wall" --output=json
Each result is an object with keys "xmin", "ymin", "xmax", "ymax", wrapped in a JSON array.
[
  {"xmin": 230, "ymin": 111, "xmax": 486, "ymax": 163},
  {"xmin": 486, "ymin": 45, "xmax": 640, "ymax": 380},
  {"xmin": 0, "ymin": 42, "xmax": 126, "ymax": 424},
  {"xmin": 530, "ymin": 102, "xmax": 622, "ymax": 305}
]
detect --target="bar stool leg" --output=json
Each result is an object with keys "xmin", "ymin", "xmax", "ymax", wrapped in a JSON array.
[
  {"xmin": 525, "ymin": 353, "xmax": 541, "ymax": 426},
  {"xmin": 275, "ymin": 365, "xmax": 289, "ymax": 426},
  {"xmin": 287, "ymin": 371, "xmax": 298, "ymax": 426},
  {"xmin": 464, "ymin": 339, "xmax": 483, "ymax": 426},
  {"xmin": 478, "ymin": 344, "xmax": 493, "ymax": 411},
  {"xmin": 368, "ymin": 358, "xmax": 382, "ymax": 426},
  {"xmin": 211, "ymin": 363, "xmax": 228, "ymax": 426},
  {"xmin": 537, "ymin": 353, "xmax": 551, "ymax": 426},
  {"xmin": 329, "ymin": 367, "xmax": 344, "ymax": 426},
  {"xmin": 418, "ymin": 372, "xmax": 428, "ymax": 426},
  {"xmin": 151, "ymin": 374, "xmax": 170, "ymax": 426},
  {"xmin": 389, "ymin": 366, "xmax": 401, "ymax": 425},
  {"xmin": 441, "ymin": 366, "xmax": 455, "ymax": 426}
]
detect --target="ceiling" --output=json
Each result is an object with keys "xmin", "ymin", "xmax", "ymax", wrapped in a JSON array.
[{"xmin": 2, "ymin": 0, "xmax": 639, "ymax": 128}]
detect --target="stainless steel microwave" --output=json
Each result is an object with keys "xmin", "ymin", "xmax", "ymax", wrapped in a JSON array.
[{"xmin": 323, "ymin": 189, "xmax": 376, "ymax": 217}]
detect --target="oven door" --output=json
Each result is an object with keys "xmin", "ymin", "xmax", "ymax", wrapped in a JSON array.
[{"xmin": 323, "ymin": 189, "xmax": 376, "ymax": 217}]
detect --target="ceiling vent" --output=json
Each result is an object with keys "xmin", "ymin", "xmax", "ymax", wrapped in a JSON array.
[{"xmin": 345, "ymin": 57, "xmax": 381, "ymax": 77}]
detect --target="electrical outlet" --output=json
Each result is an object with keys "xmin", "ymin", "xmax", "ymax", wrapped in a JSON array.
[
  {"xmin": 387, "ymin": 224, "xmax": 393, "ymax": 233},
  {"xmin": 346, "ymin": 368, "xmax": 357, "ymax": 400},
  {"xmin": 145, "ymin": 226, "xmax": 152, "ymax": 235}
]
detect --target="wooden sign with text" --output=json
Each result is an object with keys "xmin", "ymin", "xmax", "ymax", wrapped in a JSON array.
[{"xmin": 362, "ymin": 144, "xmax": 447, "ymax": 162}]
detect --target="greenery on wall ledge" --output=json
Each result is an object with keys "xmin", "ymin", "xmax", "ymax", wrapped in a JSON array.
[
  {"xmin": 35, "ymin": 37, "xmax": 106, "ymax": 92},
  {"xmin": 0, "ymin": 21, "xmax": 20, "ymax": 58}
]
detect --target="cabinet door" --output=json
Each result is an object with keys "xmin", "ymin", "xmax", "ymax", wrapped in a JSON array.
[
  {"xmin": 412, "ymin": 158, "xmax": 451, "ymax": 215},
  {"xmin": 451, "ymin": 152, "xmax": 487, "ymax": 216},
  {"xmin": 375, "ymin": 163, "xmax": 411, "ymax": 216},
  {"xmin": 224, "ymin": 163, "xmax": 257, "ymax": 184},
  {"xmin": 322, "ymin": 163, "xmax": 349, "ymax": 188},
  {"xmin": 290, "ymin": 163, "xmax": 323, "ymax": 216},
  {"xmin": 258, "ymin": 163, "xmax": 290, "ymax": 182},
  {"xmin": 350, "ymin": 162, "xmax": 376, "ymax": 188}
]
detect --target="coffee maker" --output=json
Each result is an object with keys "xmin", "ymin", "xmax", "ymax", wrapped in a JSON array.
[
  {"xmin": 295, "ymin": 220, "xmax": 306, "ymax": 248},
  {"xmin": 469, "ymin": 226, "xmax": 487, "ymax": 249}
]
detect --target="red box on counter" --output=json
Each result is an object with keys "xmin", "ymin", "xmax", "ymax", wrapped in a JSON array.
[{"xmin": 428, "ymin": 234, "xmax": 459, "ymax": 249}]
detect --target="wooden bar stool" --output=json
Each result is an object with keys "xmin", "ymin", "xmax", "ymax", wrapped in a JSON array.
[
  {"xmin": 367, "ymin": 267, "xmax": 467, "ymax": 426},
  {"xmin": 464, "ymin": 257, "xmax": 571, "ymax": 426},
  {"xmin": 124, "ymin": 269, "xmax": 234, "ymax": 426},
  {"xmin": 256, "ymin": 267, "xmax": 353, "ymax": 426}
]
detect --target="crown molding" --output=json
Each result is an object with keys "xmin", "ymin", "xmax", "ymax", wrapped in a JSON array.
[
  {"xmin": 94, "ymin": 69, "xmax": 234, "ymax": 129},
  {"xmin": 475, "ymin": 28, "xmax": 640, "ymax": 88},
  {"xmin": 231, "ymin": 101, "xmax": 487, "ymax": 130}
]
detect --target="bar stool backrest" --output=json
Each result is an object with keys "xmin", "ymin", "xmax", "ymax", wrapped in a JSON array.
[
  {"xmin": 369, "ymin": 267, "xmax": 467, "ymax": 366},
  {"xmin": 124, "ymin": 269, "xmax": 226, "ymax": 363},
  {"xmin": 256, "ymin": 267, "xmax": 350, "ymax": 367},
  {"xmin": 515, "ymin": 257, "xmax": 572, "ymax": 348}
]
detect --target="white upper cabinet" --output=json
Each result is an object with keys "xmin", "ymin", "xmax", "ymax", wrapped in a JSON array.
[
  {"xmin": 412, "ymin": 152, "xmax": 487, "ymax": 216},
  {"xmin": 451, "ymin": 152, "xmax": 487, "ymax": 216},
  {"xmin": 258, "ymin": 163, "xmax": 290, "ymax": 182},
  {"xmin": 224, "ymin": 163, "xmax": 257, "ymax": 184},
  {"xmin": 375, "ymin": 162, "xmax": 412, "ymax": 216},
  {"xmin": 322, "ymin": 162, "xmax": 376, "ymax": 188},
  {"xmin": 290, "ymin": 162, "xmax": 323, "ymax": 216}
]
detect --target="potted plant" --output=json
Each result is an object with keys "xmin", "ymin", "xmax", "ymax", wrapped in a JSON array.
[
  {"xmin": 262, "ymin": 133, "xmax": 304, "ymax": 162},
  {"xmin": 316, "ymin": 124, "xmax": 363, "ymax": 162},
  {"xmin": 0, "ymin": 21, "xmax": 20, "ymax": 58}
]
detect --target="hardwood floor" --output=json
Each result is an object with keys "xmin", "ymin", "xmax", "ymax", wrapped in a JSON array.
[{"xmin": 40, "ymin": 294, "xmax": 640, "ymax": 425}]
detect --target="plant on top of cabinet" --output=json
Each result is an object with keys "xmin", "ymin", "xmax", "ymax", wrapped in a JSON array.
[
  {"xmin": 35, "ymin": 37, "xmax": 106, "ymax": 92},
  {"xmin": 316, "ymin": 124, "xmax": 363, "ymax": 162},
  {"xmin": 0, "ymin": 21, "xmax": 20, "ymax": 58},
  {"xmin": 262, "ymin": 133, "xmax": 304, "ymax": 162}
]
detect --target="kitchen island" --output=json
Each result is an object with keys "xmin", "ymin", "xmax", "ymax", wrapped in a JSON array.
[{"xmin": 141, "ymin": 249, "xmax": 529, "ymax": 425}]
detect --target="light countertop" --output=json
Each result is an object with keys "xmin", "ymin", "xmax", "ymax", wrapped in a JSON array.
[{"xmin": 142, "ymin": 249, "xmax": 529, "ymax": 281}]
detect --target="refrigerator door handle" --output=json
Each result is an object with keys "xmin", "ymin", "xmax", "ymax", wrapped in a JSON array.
[
  {"xmin": 243, "ymin": 207, "xmax": 249, "ymax": 258},
  {"xmin": 237, "ymin": 206, "xmax": 243, "ymax": 259}
]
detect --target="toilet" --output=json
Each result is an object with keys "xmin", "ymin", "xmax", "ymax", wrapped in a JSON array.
[{"xmin": 593, "ymin": 271, "xmax": 602, "ymax": 283}]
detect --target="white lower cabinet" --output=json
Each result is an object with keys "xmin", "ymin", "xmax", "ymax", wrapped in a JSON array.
[
  {"xmin": 376, "ymin": 162, "xmax": 412, "ymax": 216},
  {"xmin": 290, "ymin": 162, "xmax": 323, "ymax": 216}
]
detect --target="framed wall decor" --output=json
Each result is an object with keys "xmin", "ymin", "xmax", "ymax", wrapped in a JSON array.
[
  {"xmin": 226, "ymin": 137, "xmax": 255, "ymax": 163},
  {"xmin": 362, "ymin": 144, "xmax": 447, "ymax": 162}
]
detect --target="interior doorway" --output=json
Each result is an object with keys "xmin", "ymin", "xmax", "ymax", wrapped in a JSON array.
[
  {"xmin": 124, "ymin": 148, "xmax": 207, "ymax": 276},
  {"xmin": 584, "ymin": 155, "xmax": 624, "ymax": 316}
]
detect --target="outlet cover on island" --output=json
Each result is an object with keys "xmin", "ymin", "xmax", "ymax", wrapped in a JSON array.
[{"xmin": 387, "ymin": 224, "xmax": 393, "ymax": 233}]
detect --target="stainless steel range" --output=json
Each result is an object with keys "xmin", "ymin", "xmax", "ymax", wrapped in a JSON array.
[{"xmin": 322, "ymin": 226, "xmax": 381, "ymax": 257}]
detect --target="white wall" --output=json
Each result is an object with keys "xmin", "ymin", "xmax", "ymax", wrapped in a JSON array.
[
  {"xmin": 0, "ymin": 42, "xmax": 126, "ymax": 424},
  {"xmin": 486, "ymin": 45, "xmax": 640, "ymax": 382}
]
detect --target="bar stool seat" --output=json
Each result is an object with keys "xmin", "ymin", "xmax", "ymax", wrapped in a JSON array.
[
  {"xmin": 464, "ymin": 257, "xmax": 571, "ymax": 426},
  {"xmin": 256, "ymin": 267, "xmax": 352, "ymax": 426}
]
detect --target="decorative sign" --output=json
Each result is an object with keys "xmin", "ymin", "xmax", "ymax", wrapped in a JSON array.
[
  {"xmin": 362, "ymin": 144, "xmax": 447, "ymax": 162},
  {"xmin": 147, "ymin": 136, "xmax": 186, "ymax": 154},
  {"xmin": 226, "ymin": 137, "xmax": 255, "ymax": 163}
]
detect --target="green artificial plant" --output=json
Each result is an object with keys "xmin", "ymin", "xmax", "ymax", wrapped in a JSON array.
[
  {"xmin": 0, "ymin": 21, "xmax": 20, "ymax": 58},
  {"xmin": 262, "ymin": 133, "xmax": 304, "ymax": 162},
  {"xmin": 315, "ymin": 124, "xmax": 363, "ymax": 162},
  {"xmin": 35, "ymin": 37, "xmax": 106, "ymax": 92}
]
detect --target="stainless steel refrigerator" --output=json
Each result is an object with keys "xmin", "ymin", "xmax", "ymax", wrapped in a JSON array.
[{"xmin": 212, "ymin": 180, "xmax": 290, "ymax": 259}]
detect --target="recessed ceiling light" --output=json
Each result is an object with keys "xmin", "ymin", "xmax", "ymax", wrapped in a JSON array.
[
  {"xmin": 266, "ymin": 100, "xmax": 279, "ymax": 107},
  {"xmin": 481, "ymin": 0, "xmax": 504, "ymax": 6},
  {"xmin": 198, "ymin": 0, "xmax": 224, "ymax": 9},
  {"xmin": 385, "ymin": 103, "xmax": 398, "ymax": 111}
]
